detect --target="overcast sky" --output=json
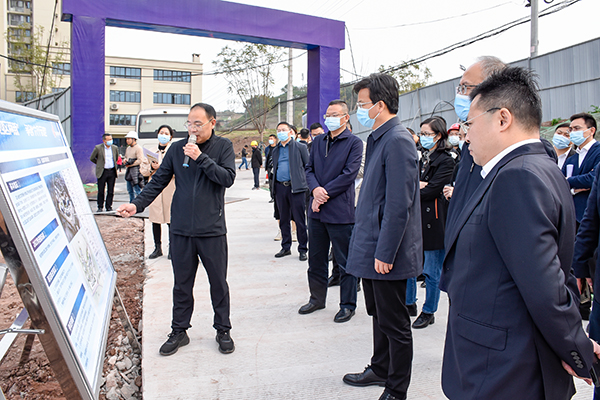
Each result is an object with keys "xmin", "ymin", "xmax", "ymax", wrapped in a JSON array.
[{"xmin": 105, "ymin": 0, "xmax": 599, "ymax": 113}]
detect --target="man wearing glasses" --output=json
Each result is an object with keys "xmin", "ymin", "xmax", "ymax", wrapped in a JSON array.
[
  {"xmin": 117, "ymin": 103, "xmax": 237, "ymax": 357},
  {"xmin": 342, "ymin": 74, "xmax": 423, "ymax": 400},
  {"xmin": 299, "ymin": 100, "xmax": 363, "ymax": 322},
  {"xmin": 441, "ymin": 66, "xmax": 600, "ymax": 400}
]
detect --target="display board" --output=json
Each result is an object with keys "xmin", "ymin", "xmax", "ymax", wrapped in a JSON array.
[{"xmin": 0, "ymin": 100, "xmax": 116, "ymax": 399}]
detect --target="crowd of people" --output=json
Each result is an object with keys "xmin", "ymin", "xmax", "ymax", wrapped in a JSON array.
[{"xmin": 108, "ymin": 53, "xmax": 600, "ymax": 400}]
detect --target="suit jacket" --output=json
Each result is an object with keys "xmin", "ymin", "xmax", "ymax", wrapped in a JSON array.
[
  {"xmin": 573, "ymin": 166, "xmax": 600, "ymax": 281},
  {"xmin": 561, "ymin": 141, "xmax": 600, "ymax": 222},
  {"xmin": 440, "ymin": 142, "xmax": 593, "ymax": 400},
  {"xmin": 346, "ymin": 117, "xmax": 423, "ymax": 280},
  {"xmin": 272, "ymin": 139, "xmax": 309, "ymax": 194},
  {"xmin": 90, "ymin": 143, "xmax": 119, "ymax": 179}
]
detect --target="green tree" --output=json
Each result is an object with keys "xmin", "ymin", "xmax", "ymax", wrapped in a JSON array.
[
  {"xmin": 378, "ymin": 62, "xmax": 432, "ymax": 94},
  {"xmin": 6, "ymin": 25, "xmax": 68, "ymax": 99},
  {"xmin": 213, "ymin": 43, "xmax": 285, "ymax": 142}
]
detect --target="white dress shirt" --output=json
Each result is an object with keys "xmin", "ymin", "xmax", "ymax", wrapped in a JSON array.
[
  {"xmin": 577, "ymin": 139, "xmax": 596, "ymax": 167},
  {"xmin": 481, "ymin": 139, "xmax": 541, "ymax": 179},
  {"xmin": 557, "ymin": 150, "xmax": 570, "ymax": 170},
  {"xmin": 104, "ymin": 144, "xmax": 114, "ymax": 169}
]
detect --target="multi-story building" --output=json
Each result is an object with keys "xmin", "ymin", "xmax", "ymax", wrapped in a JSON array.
[{"xmin": 0, "ymin": 0, "xmax": 203, "ymax": 139}]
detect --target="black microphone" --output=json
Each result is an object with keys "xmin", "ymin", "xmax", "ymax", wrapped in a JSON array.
[{"xmin": 182, "ymin": 134, "xmax": 197, "ymax": 168}]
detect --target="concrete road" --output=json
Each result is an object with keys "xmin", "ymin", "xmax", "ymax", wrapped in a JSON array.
[{"xmin": 138, "ymin": 168, "xmax": 594, "ymax": 400}]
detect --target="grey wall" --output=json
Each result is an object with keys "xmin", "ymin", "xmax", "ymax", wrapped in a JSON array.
[{"xmin": 24, "ymin": 88, "xmax": 72, "ymax": 145}]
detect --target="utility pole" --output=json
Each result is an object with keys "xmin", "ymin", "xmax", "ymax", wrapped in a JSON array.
[
  {"xmin": 287, "ymin": 48, "xmax": 293, "ymax": 124},
  {"xmin": 530, "ymin": 0, "xmax": 539, "ymax": 58}
]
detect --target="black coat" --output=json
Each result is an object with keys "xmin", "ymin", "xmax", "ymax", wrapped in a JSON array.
[
  {"xmin": 420, "ymin": 147, "xmax": 457, "ymax": 250},
  {"xmin": 251, "ymin": 147, "xmax": 262, "ymax": 168},
  {"xmin": 132, "ymin": 132, "xmax": 236, "ymax": 237}
]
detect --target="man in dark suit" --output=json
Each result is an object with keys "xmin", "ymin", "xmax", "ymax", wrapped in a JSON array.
[
  {"xmin": 440, "ymin": 66, "xmax": 599, "ymax": 400},
  {"xmin": 342, "ymin": 73, "xmax": 423, "ymax": 400},
  {"xmin": 89, "ymin": 133, "xmax": 119, "ymax": 212},
  {"xmin": 561, "ymin": 113, "xmax": 600, "ymax": 223}
]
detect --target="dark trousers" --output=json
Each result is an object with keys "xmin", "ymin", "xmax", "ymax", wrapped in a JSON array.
[
  {"xmin": 268, "ymin": 175, "xmax": 275, "ymax": 201},
  {"xmin": 589, "ymin": 297, "xmax": 600, "ymax": 399},
  {"xmin": 97, "ymin": 168, "xmax": 116, "ymax": 209},
  {"xmin": 169, "ymin": 233, "xmax": 231, "ymax": 332},
  {"xmin": 363, "ymin": 278, "xmax": 412, "ymax": 400},
  {"xmin": 307, "ymin": 218, "xmax": 356, "ymax": 310},
  {"xmin": 252, "ymin": 167, "xmax": 260, "ymax": 188},
  {"xmin": 275, "ymin": 181, "xmax": 307, "ymax": 252},
  {"xmin": 152, "ymin": 223, "xmax": 170, "ymax": 246}
]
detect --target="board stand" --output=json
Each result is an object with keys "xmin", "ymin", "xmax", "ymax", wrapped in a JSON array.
[{"xmin": 113, "ymin": 287, "xmax": 141, "ymax": 354}]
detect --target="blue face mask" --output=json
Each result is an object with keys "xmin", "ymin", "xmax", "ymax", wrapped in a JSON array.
[
  {"xmin": 552, "ymin": 133, "xmax": 571, "ymax": 149},
  {"xmin": 454, "ymin": 94, "xmax": 471, "ymax": 121},
  {"xmin": 448, "ymin": 135, "xmax": 460, "ymax": 147},
  {"xmin": 296, "ymin": 137, "xmax": 301, "ymax": 142},
  {"xmin": 277, "ymin": 131, "xmax": 289, "ymax": 142},
  {"xmin": 569, "ymin": 128, "xmax": 591, "ymax": 147},
  {"xmin": 105, "ymin": 140, "xmax": 113, "ymax": 146},
  {"xmin": 420, "ymin": 136, "xmax": 437, "ymax": 150},
  {"xmin": 157, "ymin": 134, "xmax": 170, "ymax": 145},
  {"xmin": 458, "ymin": 140, "xmax": 465, "ymax": 150},
  {"xmin": 269, "ymin": 139, "xmax": 275, "ymax": 145},
  {"xmin": 325, "ymin": 116, "xmax": 342, "ymax": 132},
  {"xmin": 357, "ymin": 103, "xmax": 380, "ymax": 129}
]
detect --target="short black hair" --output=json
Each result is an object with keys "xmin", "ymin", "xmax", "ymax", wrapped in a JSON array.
[
  {"xmin": 277, "ymin": 121, "xmax": 292, "ymax": 130},
  {"xmin": 290, "ymin": 125, "xmax": 298, "ymax": 134},
  {"xmin": 102, "ymin": 133, "xmax": 112, "ymax": 140},
  {"xmin": 353, "ymin": 73, "xmax": 399, "ymax": 114},
  {"xmin": 299, "ymin": 128, "xmax": 310, "ymax": 139},
  {"xmin": 156, "ymin": 124, "xmax": 174, "ymax": 137},
  {"xmin": 421, "ymin": 117, "xmax": 449, "ymax": 150},
  {"xmin": 269, "ymin": 133, "xmax": 277, "ymax": 138},
  {"xmin": 570, "ymin": 112, "xmax": 597, "ymax": 133},
  {"xmin": 244, "ymin": 144, "xmax": 248, "ymax": 147},
  {"xmin": 470, "ymin": 66, "xmax": 542, "ymax": 131},
  {"xmin": 328, "ymin": 99, "xmax": 349, "ymax": 114},
  {"xmin": 309, "ymin": 122, "xmax": 323, "ymax": 131},
  {"xmin": 190, "ymin": 102, "xmax": 217, "ymax": 120},
  {"xmin": 555, "ymin": 122, "xmax": 570, "ymax": 132}
]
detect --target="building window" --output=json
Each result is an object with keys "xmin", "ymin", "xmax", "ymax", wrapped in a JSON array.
[
  {"xmin": 15, "ymin": 91, "xmax": 35, "ymax": 103},
  {"xmin": 153, "ymin": 92, "xmax": 190, "ymax": 105},
  {"xmin": 109, "ymin": 66, "xmax": 141, "ymax": 80},
  {"xmin": 8, "ymin": 14, "xmax": 28, "ymax": 26},
  {"xmin": 110, "ymin": 90, "xmax": 141, "ymax": 103},
  {"xmin": 52, "ymin": 63, "xmax": 70, "ymax": 75},
  {"xmin": 109, "ymin": 114, "xmax": 137, "ymax": 126},
  {"xmin": 154, "ymin": 69, "xmax": 191, "ymax": 82}
]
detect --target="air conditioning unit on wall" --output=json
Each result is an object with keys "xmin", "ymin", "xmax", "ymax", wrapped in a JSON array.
[
  {"xmin": 109, "ymin": 78, "xmax": 117, "ymax": 84},
  {"xmin": 110, "ymin": 103, "xmax": 119, "ymax": 110}
]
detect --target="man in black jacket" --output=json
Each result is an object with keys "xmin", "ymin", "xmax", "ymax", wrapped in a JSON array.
[
  {"xmin": 250, "ymin": 140, "xmax": 262, "ymax": 190},
  {"xmin": 117, "ymin": 103, "xmax": 237, "ymax": 356},
  {"xmin": 272, "ymin": 121, "xmax": 310, "ymax": 261}
]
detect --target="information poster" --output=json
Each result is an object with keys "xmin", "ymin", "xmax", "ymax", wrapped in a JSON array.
[{"xmin": 0, "ymin": 105, "xmax": 116, "ymax": 393}]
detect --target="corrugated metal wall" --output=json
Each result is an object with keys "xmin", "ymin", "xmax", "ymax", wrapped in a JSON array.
[
  {"xmin": 352, "ymin": 37, "xmax": 600, "ymax": 139},
  {"xmin": 24, "ymin": 88, "xmax": 72, "ymax": 145}
]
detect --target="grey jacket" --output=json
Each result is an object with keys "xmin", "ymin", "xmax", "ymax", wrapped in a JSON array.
[{"xmin": 272, "ymin": 139, "xmax": 309, "ymax": 194}]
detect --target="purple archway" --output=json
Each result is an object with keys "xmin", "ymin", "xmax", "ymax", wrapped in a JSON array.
[{"xmin": 61, "ymin": 0, "xmax": 345, "ymax": 183}]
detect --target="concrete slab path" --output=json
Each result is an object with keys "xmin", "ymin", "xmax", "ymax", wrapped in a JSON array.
[{"xmin": 138, "ymin": 168, "xmax": 593, "ymax": 400}]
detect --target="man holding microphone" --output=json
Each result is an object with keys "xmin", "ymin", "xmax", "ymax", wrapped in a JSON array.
[{"xmin": 117, "ymin": 103, "xmax": 237, "ymax": 356}]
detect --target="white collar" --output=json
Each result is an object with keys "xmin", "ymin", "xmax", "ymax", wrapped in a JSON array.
[
  {"xmin": 481, "ymin": 139, "xmax": 540, "ymax": 179},
  {"xmin": 576, "ymin": 139, "xmax": 596, "ymax": 154}
]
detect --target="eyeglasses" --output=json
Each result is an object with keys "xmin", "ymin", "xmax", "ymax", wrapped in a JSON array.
[
  {"xmin": 568, "ymin": 125, "xmax": 590, "ymax": 133},
  {"xmin": 184, "ymin": 119, "xmax": 213, "ymax": 131},
  {"xmin": 356, "ymin": 101, "xmax": 374, "ymax": 109},
  {"xmin": 419, "ymin": 131, "xmax": 437, "ymax": 138},
  {"xmin": 456, "ymin": 84, "xmax": 478, "ymax": 95},
  {"xmin": 323, "ymin": 113, "xmax": 347, "ymax": 119},
  {"xmin": 460, "ymin": 108, "xmax": 501, "ymax": 134}
]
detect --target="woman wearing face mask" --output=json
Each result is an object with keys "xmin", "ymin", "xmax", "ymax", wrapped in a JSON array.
[
  {"xmin": 407, "ymin": 117, "xmax": 457, "ymax": 329},
  {"xmin": 140, "ymin": 125, "xmax": 176, "ymax": 259}
]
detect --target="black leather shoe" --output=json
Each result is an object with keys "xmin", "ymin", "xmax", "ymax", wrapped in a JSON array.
[
  {"xmin": 412, "ymin": 312, "xmax": 435, "ymax": 329},
  {"xmin": 97, "ymin": 207, "xmax": 103, "ymax": 213},
  {"xmin": 379, "ymin": 390, "xmax": 401, "ymax": 400},
  {"xmin": 299, "ymin": 252, "xmax": 307, "ymax": 261},
  {"xmin": 168, "ymin": 246, "xmax": 171, "ymax": 260},
  {"xmin": 407, "ymin": 303, "xmax": 417, "ymax": 317},
  {"xmin": 148, "ymin": 247, "xmax": 163, "ymax": 259},
  {"xmin": 216, "ymin": 330, "xmax": 235, "ymax": 354},
  {"xmin": 105, "ymin": 206, "xmax": 113, "ymax": 212},
  {"xmin": 159, "ymin": 330, "xmax": 189, "ymax": 356},
  {"xmin": 343, "ymin": 365, "xmax": 386, "ymax": 387},
  {"xmin": 298, "ymin": 302, "xmax": 325, "ymax": 314},
  {"xmin": 327, "ymin": 276, "xmax": 340, "ymax": 287},
  {"xmin": 275, "ymin": 249, "xmax": 292, "ymax": 258},
  {"xmin": 334, "ymin": 308, "xmax": 355, "ymax": 323}
]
